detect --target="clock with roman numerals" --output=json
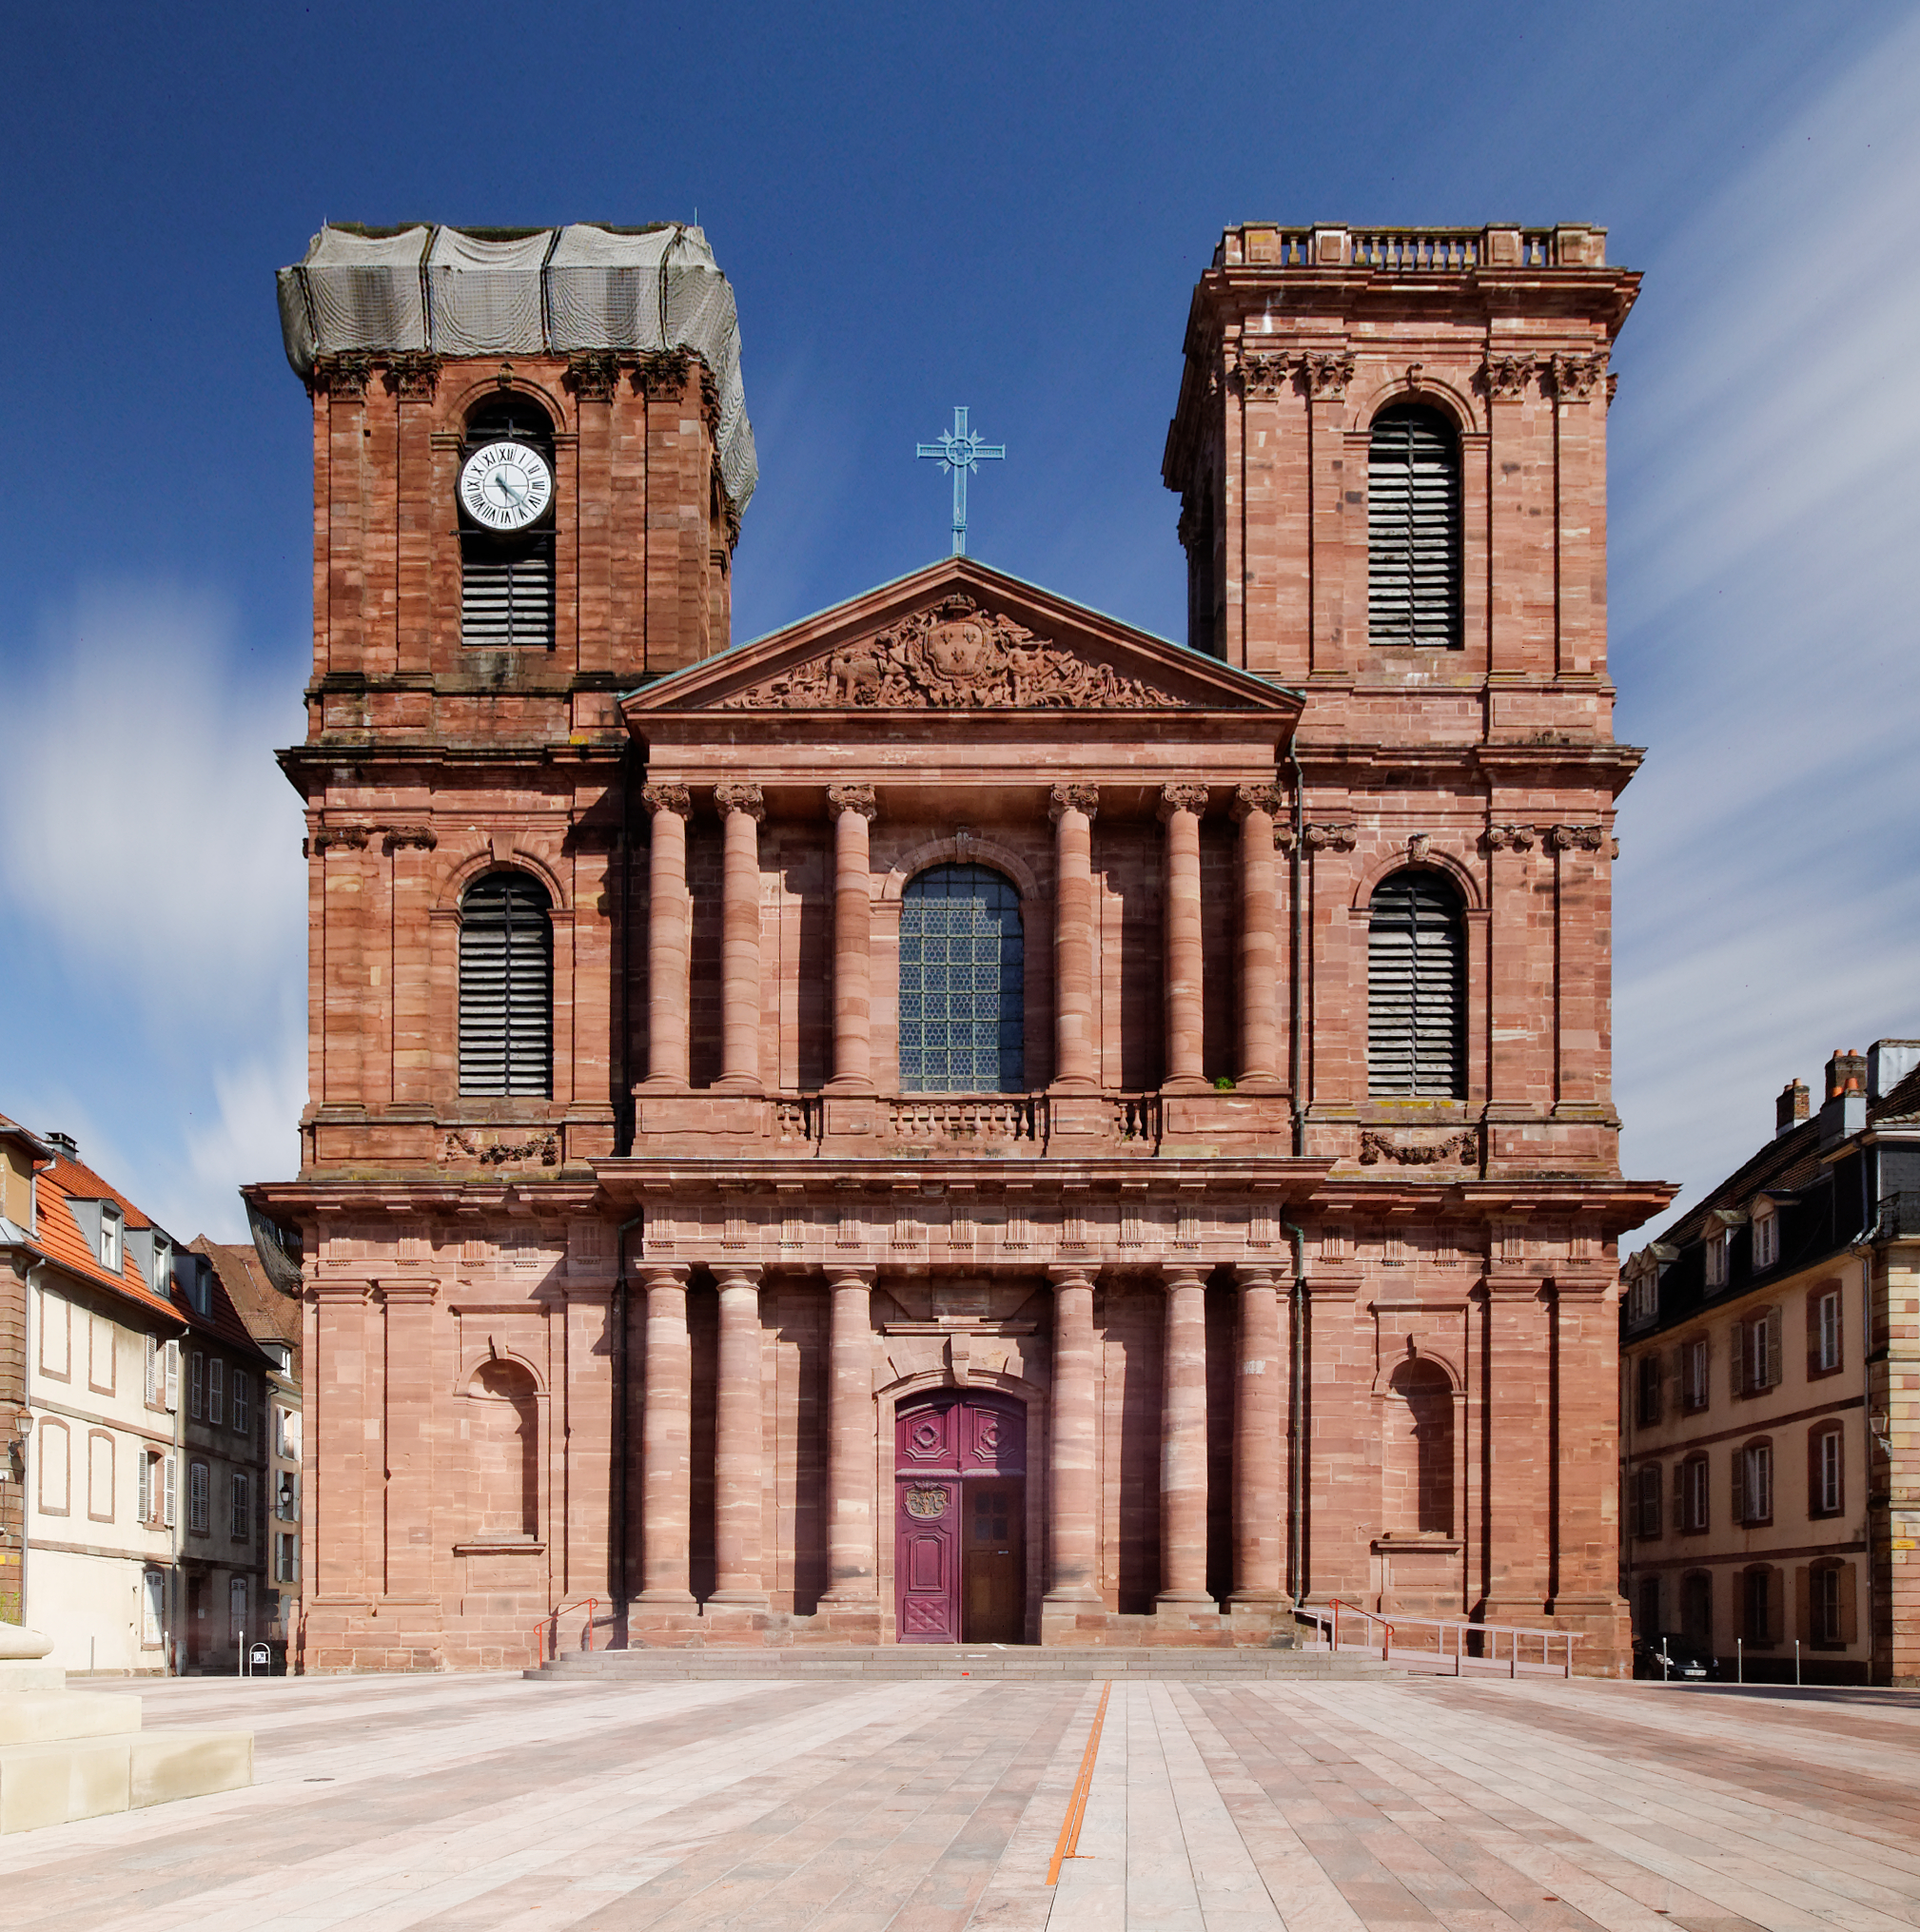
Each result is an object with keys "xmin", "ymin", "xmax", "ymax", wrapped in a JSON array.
[{"xmin": 459, "ymin": 439, "xmax": 553, "ymax": 532}]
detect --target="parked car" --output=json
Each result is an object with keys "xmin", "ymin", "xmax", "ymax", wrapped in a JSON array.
[{"xmin": 1632, "ymin": 1635, "xmax": 1720, "ymax": 1681}]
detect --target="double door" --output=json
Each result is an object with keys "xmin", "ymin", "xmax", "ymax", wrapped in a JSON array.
[{"xmin": 895, "ymin": 1393, "xmax": 1026, "ymax": 1644}]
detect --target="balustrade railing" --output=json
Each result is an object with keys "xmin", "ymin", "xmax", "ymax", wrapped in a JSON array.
[
  {"xmin": 889, "ymin": 1096, "xmax": 1042, "ymax": 1143},
  {"xmin": 1250, "ymin": 227, "xmax": 1559, "ymax": 271},
  {"xmin": 743, "ymin": 1091, "xmax": 1170, "ymax": 1151}
]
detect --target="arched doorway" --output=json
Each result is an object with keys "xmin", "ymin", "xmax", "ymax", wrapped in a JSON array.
[{"xmin": 894, "ymin": 1391, "xmax": 1026, "ymax": 1644}]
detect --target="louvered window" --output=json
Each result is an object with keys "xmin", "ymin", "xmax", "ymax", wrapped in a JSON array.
[
  {"xmin": 1368, "ymin": 405, "xmax": 1461, "ymax": 648},
  {"xmin": 459, "ymin": 872, "xmax": 554, "ymax": 1096},
  {"xmin": 460, "ymin": 535, "xmax": 554, "ymax": 648},
  {"xmin": 1367, "ymin": 870, "xmax": 1465, "ymax": 1097},
  {"xmin": 898, "ymin": 864, "xmax": 1025, "ymax": 1093},
  {"xmin": 460, "ymin": 398, "xmax": 556, "ymax": 649}
]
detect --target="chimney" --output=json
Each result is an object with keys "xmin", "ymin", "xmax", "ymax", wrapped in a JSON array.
[
  {"xmin": 1868, "ymin": 1039, "xmax": 1920, "ymax": 1100},
  {"xmin": 43, "ymin": 1130, "xmax": 78, "ymax": 1158},
  {"xmin": 1819, "ymin": 1048, "xmax": 1869, "ymax": 1148},
  {"xmin": 1775, "ymin": 1080, "xmax": 1810, "ymax": 1137}
]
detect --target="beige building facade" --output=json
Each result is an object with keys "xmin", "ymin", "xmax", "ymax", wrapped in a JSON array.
[{"xmin": 1622, "ymin": 1043, "xmax": 1920, "ymax": 1685}]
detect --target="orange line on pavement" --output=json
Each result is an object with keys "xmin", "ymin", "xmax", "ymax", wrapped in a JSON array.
[{"xmin": 1046, "ymin": 1679, "xmax": 1113, "ymax": 1885}]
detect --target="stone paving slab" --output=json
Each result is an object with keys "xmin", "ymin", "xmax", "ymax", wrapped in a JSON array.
[{"xmin": 0, "ymin": 1670, "xmax": 1914, "ymax": 1929}]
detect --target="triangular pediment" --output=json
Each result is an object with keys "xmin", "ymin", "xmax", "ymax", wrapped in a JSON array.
[{"xmin": 624, "ymin": 558, "xmax": 1300, "ymax": 720}]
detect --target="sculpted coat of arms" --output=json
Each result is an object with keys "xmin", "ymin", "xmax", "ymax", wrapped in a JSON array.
[{"xmin": 719, "ymin": 595, "xmax": 1178, "ymax": 711}]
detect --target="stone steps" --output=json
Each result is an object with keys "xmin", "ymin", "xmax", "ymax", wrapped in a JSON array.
[{"xmin": 529, "ymin": 1645, "xmax": 1397, "ymax": 1683}]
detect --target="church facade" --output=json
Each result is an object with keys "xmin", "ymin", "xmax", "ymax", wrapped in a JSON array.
[{"xmin": 251, "ymin": 221, "xmax": 1670, "ymax": 1674}]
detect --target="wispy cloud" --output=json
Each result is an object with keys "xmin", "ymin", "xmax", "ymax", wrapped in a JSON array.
[
  {"xmin": 1611, "ymin": 10, "xmax": 1920, "ymax": 1228},
  {"xmin": 0, "ymin": 585, "xmax": 306, "ymax": 1240}
]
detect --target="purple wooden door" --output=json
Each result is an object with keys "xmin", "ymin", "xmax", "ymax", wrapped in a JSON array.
[{"xmin": 895, "ymin": 1394, "xmax": 1026, "ymax": 1644}]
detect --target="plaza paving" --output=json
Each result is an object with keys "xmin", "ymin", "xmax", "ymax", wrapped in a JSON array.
[{"xmin": 2, "ymin": 1666, "xmax": 1916, "ymax": 1930}]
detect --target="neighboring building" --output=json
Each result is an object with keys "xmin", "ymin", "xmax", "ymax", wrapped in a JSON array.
[
  {"xmin": 175, "ymin": 1244, "xmax": 275, "ymax": 1673},
  {"xmin": 1621, "ymin": 1042, "xmax": 1920, "ymax": 1685},
  {"xmin": 201, "ymin": 1235, "xmax": 303, "ymax": 1654},
  {"xmin": 1, "ymin": 1119, "xmax": 184, "ymax": 1674},
  {"xmin": 249, "ymin": 220, "xmax": 1669, "ymax": 1675}
]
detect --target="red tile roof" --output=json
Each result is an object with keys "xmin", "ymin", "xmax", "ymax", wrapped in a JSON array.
[
  {"xmin": 198, "ymin": 1240, "xmax": 301, "ymax": 1356},
  {"xmin": 30, "ymin": 1148, "xmax": 180, "ymax": 1327}
]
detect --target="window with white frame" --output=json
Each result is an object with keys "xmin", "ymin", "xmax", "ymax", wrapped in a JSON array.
[
  {"xmin": 1812, "ymin": 1423, "xmax": 1844, "ymax": 1516},
  {"xmin": 142, "ymin": 1571, "xmax": 165, "ymax": 1647},
  {"xmin": 99, "ymin": 1204, "xmax": 122, "ymax": 1273},
  {"xmin": 207, "ymin": 1358, "xmax": 224, "ymax": 1427},
  {"xmin": 1681, "ymin": 1454, "xmax": 1710, "ymax": 1532},
  {"xmin": 276, "ymin": 1408, "xmax": 302, "ymax": 1461},
  {"xmin": 1704, "ymin": 1227, "xmax": 1730, "ymax": 1288},
  {"xmin": 189, "ymin": 1351, "xmax": 204, "ymax": 1420},
  {"xmin": 232, "ymin": 1369, "xmax": 249, "ymax": 1435},
  {"xmin": 187, "ymin": 1459, "xmax": 209, "ymax": 1534},
  {"xmin": 1736, "ymin": 1439, "xmax": 1773, "ymax": 1526},
  {"xmin": 1815, "ymin": 1288, "xmax": 1842, "ymax": 1375},
  {"xmin": 1626, "ymin": 1268, "xmax": 1659, "ymax": 1327},
  {"xmin": 276, "ymin": 1471, "xmax": 300, "ymax": 1521},
  {"xmin": 1752, "ymin": 1204, "xmax": 1778, "ymax": 1271},
  {"xmin": 230, "ymin": 1472, "xmax": 250, "ymax": 1540},
  {"xmin": 1683, "ymin": 1337, "xmax": 1710, "ymax": 1412},
  {"xmin": 275, "ymin": 1532, "xmax": 300, "ymax": 1584},
  {"xmin": 1736, "ymin": 1308, "xmax": 1781, "ymax": 1395},
  {"xmin": 161, "ymin": 1453, "xmax": 177, "ymax": 1529},
  {"xmin": 137, "ymin": 1452, "xmax": 154, "ymax": 1524}
]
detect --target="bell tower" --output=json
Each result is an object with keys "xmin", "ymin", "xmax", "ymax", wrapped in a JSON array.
[{"xmin": 275, "ymin": 222, "xmax": 754, "ymax": 1174}]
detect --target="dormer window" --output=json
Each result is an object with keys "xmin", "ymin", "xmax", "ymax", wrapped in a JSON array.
[
  {"xmin": 1752, "ymin": 1203, "xmax": 1778, "ymax": 1271},
  {"xmin": 1704, "ymin": 1228, "xmax": 1730, "ymax": 1289},
  {"xmin": 1626, "ymin": 1269, "xmax": 1658, "ymax": 1328},
  {"xmin": 100, "ymin": 1205, "xmax": 123, "ymax": 1273}
]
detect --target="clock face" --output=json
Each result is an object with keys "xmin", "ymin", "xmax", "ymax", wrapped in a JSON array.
[{"xmin": 459, "ymin": 440, "xmax": 553, "ymax": 531}]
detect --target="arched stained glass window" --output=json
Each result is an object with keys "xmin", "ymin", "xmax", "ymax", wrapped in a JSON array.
[
  {"xmin": 1368, "ymin": 404, "xmax": 1461, "ymax": 649},
  {"xmin": 899, "ymin": 865, "xmax": 1024, "ymax": 1093},
  {"xmin": 1366, "ymin": 870, "xmax": 1464, "ymax": 1098},
  {"xmin": 459, "ymin": 871, "xmax": 554, "ymax": 1096}
]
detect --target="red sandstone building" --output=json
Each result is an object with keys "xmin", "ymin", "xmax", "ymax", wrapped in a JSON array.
[{"xmin": 250, "ymin": 221, "xmax": 1671, "ymax": 1673}]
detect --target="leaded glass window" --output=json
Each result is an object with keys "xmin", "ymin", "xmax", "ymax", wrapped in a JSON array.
[{"xmin": 899, "ymin": 865, "xmax": 1024, "ymax": 1093}]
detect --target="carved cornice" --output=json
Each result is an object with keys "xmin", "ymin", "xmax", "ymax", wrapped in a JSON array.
[
  {"xmin": 826, "ymin": 783, "xmax": 878, "ymax": 822},
  {"xmin": 1303, "ymin": 351, "xmax": 1356, "ymax": 400},
  {"xmin": 1158, "ymin": 782, "xmax": 1210, "ymax": 821},
  {"xmin": 441, "ymin": 1129, "xmax": 559, "ymax": 1170},
  {"xmin": 313, "ymin": 353, "xmax": 372, "ymax": 400},
  {"xmin": 714, "ymin": 781, "xmax": 766, "ymax": 823},
  {"xmin": 1549, "ymin": 352, "xmax": 1608, "ymax": 400},
  {"xmin": 1231, "ymin": 783, "xmax": 1284, "ymax": 823},
  {"xmin": 385, "ymin": 352, "xmax": 443, "ymax": 400},
  {"xmin": 1302, "ymin": 821, "xmax": 1358, "ymax": 851},
  {"xmin": 719, "ymin": 595, "xmax": 1181, "ymax": 712},
  {"xmin": 1482, "ymin": 824, "xmax": 1537, "ymax": 853},
  {"xmin": 1479, "ymin": 354, "xmax": 1534, "ymax": 400},
  {"xmin": 1048, "ymin": 783, "xmax": 1101, "ymax": 825},
  {"xmin": 381, "ymin": 824, "xmax": 438, "ymax": 854},
  {"xmin": 565, "ymin": 350, "xmax": 621, "ymax": 401},
  {"xmin": 640, "ymin": 783, "xmax": 693, "ymax": 820}
]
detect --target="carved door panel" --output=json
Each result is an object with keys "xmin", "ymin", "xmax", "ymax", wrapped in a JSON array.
[
  {"xmin": 962, "ymin": 1480, "xmax": 1025, "ymax": 1643},
  {"xmin": 896, "ymin": 1479, "xmax": 959, "ymax": 1642}
]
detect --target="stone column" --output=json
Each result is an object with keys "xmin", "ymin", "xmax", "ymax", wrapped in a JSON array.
[
  {"xmin": 714, "ymin": 782, "xmax": 765, "ymax": 1092},
  {"xmin": 640, "ymin": 785, "xmax": 693, "ymax": 1090},
  {"xmin": 1045, "ymin": 1264, "xmax": 1101, "ymax": 1605},
  {"xmin": 820, "ymin": 1267, "xmax": 878, "ymax": 1607},
  {"xmin": 1158, "ymin": 1263, "xmax": 1213, "ymax": 1607},
  {"xmin": 710, "ymin": 1263, "xmax": 767, "ymax": 1607},
  {"xmin": 1232, "ymin": 784, "xmax": 1283, "ymax": 1093},
  {"xmin": 1230, "ymin": 1264, "xmax": 1284, "ymax": 1610},
  {"xmin": 637, "ymin": 1263, "xmax": 696, "ymax": 1607},
  {"xmin": 1048, "ymin": 785, "xmax": 1100, "ymax": 1090},
  {"xmin": 826, "ymin": 786, "xmax": 878, "ymax": 1092},
  {"xmin": 1160, "ymin": 784, "xmax": 1210, "ymax": 1093}
]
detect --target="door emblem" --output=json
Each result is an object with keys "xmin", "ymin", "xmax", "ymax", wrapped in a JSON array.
[{"xmin": 903, "ymin": 1485, "xmax": 950, "ymax": 1519}]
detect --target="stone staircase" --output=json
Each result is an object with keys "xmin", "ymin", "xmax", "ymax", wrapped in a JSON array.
[
  {"xmin": 530, "ymin": 1644, "xmax": 1397, "ymax": 1684},
  {"xmin": 0, "ymin": 1625, "xmax": 252, "ymax": 1833}
]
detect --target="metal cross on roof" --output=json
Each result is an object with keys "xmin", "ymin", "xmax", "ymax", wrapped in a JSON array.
[{"xmin": 916, "ymin": 406, "xmax": 1005, "ymax": 556}]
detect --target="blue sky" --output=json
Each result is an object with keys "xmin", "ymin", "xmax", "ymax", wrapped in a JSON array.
[{"xmin": 1, "ymin": 0, "xmax": 1914, "ymax": 1243}]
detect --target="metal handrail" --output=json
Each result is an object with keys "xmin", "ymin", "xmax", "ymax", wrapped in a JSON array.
[
  {"xmin": 1327, "ymin": 1597, "xmax": 1396, "ymax": 1661},
  {"xmin": 531, "ymin": 1596, "xmax": 598, "ymax": 1665},
  {"xmin": 1296, "ymin": 1604, "xmax": 1578, "ymax": 1677}
]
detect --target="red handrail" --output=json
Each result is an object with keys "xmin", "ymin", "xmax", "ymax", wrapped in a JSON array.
[
  {"xmin": 531, "ymin": 1596, "xmax": 598, "ymax": 1664},
  {"xmin": 1327, "ymin": 1597, "xmax": 1396, "ymax": 1661}
]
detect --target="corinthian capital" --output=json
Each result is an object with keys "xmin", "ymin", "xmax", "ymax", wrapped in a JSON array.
[
  {"xmin": 1048, "ymin": 784, "xmax": 1100, "ymax": 825},
  {"xmin": 640, "ymin": 783, "xmax": 693, "ymax": 820},
  {"xmin": 1157, "ymin": 783, "xmax": 1210, "ymax": 822},
  {"xmin": 826, "ymin": 783, "xmax": 878, "ymax": 822},
  {"xmin": 714, "ymin": 781, "xmax": 766, "ymax": 823}
]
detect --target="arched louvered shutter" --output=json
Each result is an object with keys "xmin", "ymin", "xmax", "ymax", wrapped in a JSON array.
[
  {"xmin": 1367, "ymin": 870, "xmax": 1464, "ymax": 1097},
  {"xmin": 460, "ymin": 872, "xmax": 554, "ymax": 1096},
  {"xmin": 1368, "ymin": 406, "xmax": 1461, "ymax": 649}
]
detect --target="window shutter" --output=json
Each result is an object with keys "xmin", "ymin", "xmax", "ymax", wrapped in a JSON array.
[
  {"xmin": 1838, "ymin": 1560, "xmax": 1858, "ymax": 1643},
  {"xmin": 162, "ymin": 1453, "xmax": 177, "ymax": 1529},
  {"xmin": 208, "ymin": 1358, "xmax": 224, "ymax": 1426},
  {"xmin": 459, "ymin": 873, "xmax": 554, "ymax": 1097},
  {"xmin": 137, "ymin": 1454, "xmax": 152, "ymax": 1524},
  {"xmin": 145, "ymin": 1335, "xmax": 158, "ymax": 1404},
  {"xmin": 190, "ymin": 1352, "xmax": 204, "ymax": 1420},
  {"xmin": 1366, "ymin": 872, "xmax": 1464, "ymax": 1097},
  {"xmin": 233, "ymin": 1370, "xmax": 248, "ymax": 1434},
  {"xmin": 1732, "ymin": 1450, "xmax": 1745, "ymax": 1526},
  {"xmin": 1806, "ymin": 1290, "xmax": 1822, "ymax": 1378},
  {"xmin": 460, "ymin": 535, "xmax": 555, "ymax": 648},
  {"xmin": 164, "ymin": 1340, "xmax": 180, "ymax": 1412},
  {"xmin": 1807, "ymin": 1427, "xmax": 1823, "ymax": 1517},
  {"xmin": 1368, "ymin": 407, "xmax": 1460, "ymax": 648},
  {"xmin": 1730, "ymin": 1322, "xmax": 1746, "ymax": 1399},
  {"xmin": 1764, "ymin": 1310, "xmax": 1782, "ymax": 1390}
]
